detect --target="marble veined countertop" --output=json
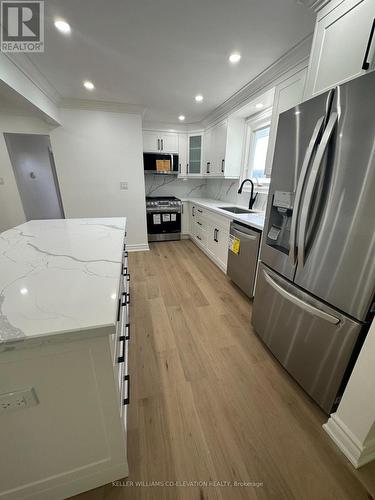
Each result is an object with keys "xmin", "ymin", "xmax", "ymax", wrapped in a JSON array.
[
  {"xmin": 183, "ymin": 198, "xmax": 265, "ymax": 231},
  {"xmin": 0, "ymin": 218, "xmax": 126, "ymax": 345}
]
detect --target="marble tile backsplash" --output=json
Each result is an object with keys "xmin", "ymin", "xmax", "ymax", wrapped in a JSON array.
[
  {"xmin": 144, "ymin": 176, "xmax": 268, "ymax": 212},
  {"xmin": 144, "ymin": 175, "xmax": 207, "ymax": 199}
]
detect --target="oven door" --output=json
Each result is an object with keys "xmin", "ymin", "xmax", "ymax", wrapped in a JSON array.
[{"xmin": 147, "ymin": 211, "xmax": 181, "ymax": 241}]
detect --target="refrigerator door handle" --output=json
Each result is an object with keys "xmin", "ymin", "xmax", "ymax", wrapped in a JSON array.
[
  {"xmin": 289, "ymin": 116, "xmax": 325, "ymax": 264},
  {"xmin": 263, "ymin": 270, "xmax": 340, "ymax": 325},
  {"xmin": 297, "ymin": 111, "xmax": 338, "ymax": 267}
]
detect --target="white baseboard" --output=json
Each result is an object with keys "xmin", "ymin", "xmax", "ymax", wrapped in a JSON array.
[
  {"xmin": 127, "ymin": 243, "xmax": 149, "ymax": 252},
  {"xmin": 323, "ymin": 413, "xmax": 375, "ymax": 468}
]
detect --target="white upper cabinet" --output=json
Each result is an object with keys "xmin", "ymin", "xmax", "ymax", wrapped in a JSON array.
[
  {"xmin": 143, "ymin": 131, "xmax": 179, "ymax": 153},
  {"xmin": 203, "ymin": 117, "xmax": 245, "ymax": 178},
  {"xmin": 265, "ymin": 67, "xmax": 308, "ymax": 177},
  {"xmin": 305, "ymin": 0, "xmax": 375, "ymax": 98},
  {"xmin": 187, "ymin": 133, "xmax": 203, "ymax": 175},
  {"xmin": 178, "ymin": 132, "xmax": 188, "ymax": 176}
]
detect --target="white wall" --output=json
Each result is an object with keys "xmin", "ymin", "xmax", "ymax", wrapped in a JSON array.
[
  {"xmin": 0, "ymin": 114, "xmax": 52, "ymax": 232},
  {"xmin": 324, "ymin": 318, "xmax": 375, "ymax": 468},
  {"xmin": 50, "ymin": 109, "xmax": 148, "ymax": 249}
]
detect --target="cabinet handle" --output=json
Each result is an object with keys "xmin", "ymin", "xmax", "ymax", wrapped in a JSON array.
[
  {"xmin": 118, "ymin": 336, "xmax": 125, "ymax": 363},
  {"xmin": 221, "ymin": 159, "xmax": 225, "ymax": 173},
  {"xmin": 192, "ymin": 206, "xmax": 195, "ymax": 216},
  {"xmin": 123, "ymin": 375, "xmax": 130, "ymax": 406},
  {"xmin": 179, "ymin": 163, "xmax": 181, "ymax": 174},
  {"xmin": 197, "ymin": 221, "xmax": 202, "ymax": 226},
  {"xmin": 161, "ymin": 139, "xmax": 164, "ymax": 150},
  {"xmin": 196, "ymin": 235, "xmax": 202, "ymax": 241},
  {"xmin": 123, "ymin": 323, "xmax": 130, "ymax": 341},
  {"xmin": 197, "ymin": 209, "xmax": 203, "ymax": 213},
  {"xmin": 214, "ymin": 228, "xmax": 219, "ymax": 242},
  {"xmin": 206, "ymin": 162, "xmax": 210, "ymax": 174},
  {"xmin": 157, "ymin": 139, "xmax": 160, "ymax": 150},
  {"xmin": 362, "ymin": 19, "xmax": 375, "ymax": 70},
  {"xmin": 187, "ymin": 163, "xmax": 189, "ymax": 174},
  {"xmin": 182, "ymin": 204, "xmax": 184, "ymax": 214}
]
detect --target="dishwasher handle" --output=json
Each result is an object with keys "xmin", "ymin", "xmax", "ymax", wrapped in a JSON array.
[{"xmin": 231, "ymin": 224, "xmax": 258, "ymax": 241}]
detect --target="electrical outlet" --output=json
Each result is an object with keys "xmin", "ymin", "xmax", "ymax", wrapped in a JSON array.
[
  {"xmin": 0, "ymin": 388, "xmax": 38, "ymax": 414},
  {"xmin": 120, "ymin": 182, "xmax": 128, "ymax": 190}
]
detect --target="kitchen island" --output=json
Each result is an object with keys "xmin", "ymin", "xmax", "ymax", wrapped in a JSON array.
[{"xmin": 0, "ymin": 218, "xmax": 130, "ymax": 500}]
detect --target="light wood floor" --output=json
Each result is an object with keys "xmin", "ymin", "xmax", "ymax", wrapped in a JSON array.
[{"xmin": 72, "ymin": 240, "xmax": 375, "ymax": 500}]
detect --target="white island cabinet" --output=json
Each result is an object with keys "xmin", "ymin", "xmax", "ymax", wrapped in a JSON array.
[{"xmin": 0, "ymin": 218, "xmax": 130, "ymax": 500}]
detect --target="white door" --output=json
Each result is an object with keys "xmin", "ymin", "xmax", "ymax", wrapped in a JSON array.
[
  {"xmin": 212, "ymin": 120, "xmax": 228, "ymax": 175},
  {"xmin": 160, "ymin": 133, "xmax": 178, "ymax": 153},
  {"xmin": 265, "ymin": 67, "xmax": 307, "ymax": 177},
  {"xmin": 305, "ymin": 0, "xmax": 375, "ymax": 98},
  {"xmin": 181, "ymin": 202, "xmax": 190, "ymax": 235},
  {"xmin": 143, "ymin": 131, "xmax": 160, "ymax": 152},
  {"xmin": 178, "ymin": 133, "xmax": 188, "ymax": 175},
  {"xmin": 203, "ymin": 128, "xmax": 212, "ymax": 175}
]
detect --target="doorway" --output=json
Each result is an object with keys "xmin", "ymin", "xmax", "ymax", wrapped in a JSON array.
[{"xmin": 4, "ymin": 133, "xmax": 64, "ymax": 221}]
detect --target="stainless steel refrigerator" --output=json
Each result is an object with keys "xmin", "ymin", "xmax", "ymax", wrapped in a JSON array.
[{"xmin": 252, "ymin": 71, "xmax": 375, "ymax": 414}]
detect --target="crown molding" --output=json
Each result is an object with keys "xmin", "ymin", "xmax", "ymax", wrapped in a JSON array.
[
  {"xmin": 60, "ymin": 98, "xmax": 146, "ymax": 115},
  {"xmin": 202, "ymin": 34, "xmax": 313, "ymax": 127},
  {"xmin": 295, "ymin": 0, "xmax": 332, "ymax": 11},
  {"xmin": 4, "ymin": 54, "xmax": 61, "ymax": 105}
]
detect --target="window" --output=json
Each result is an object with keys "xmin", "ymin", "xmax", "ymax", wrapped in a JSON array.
[
  {"xmin": 241, "ymin": 109, "xmax": 272, "ymax": 190},
  {"xmin": 249, "ymin": 126, "xmax": 270, "ymax": 179}
]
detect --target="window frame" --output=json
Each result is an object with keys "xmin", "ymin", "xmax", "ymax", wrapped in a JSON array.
[{"xmin": 241, "ymin": 107, "xmax": 272, "ymax": 192}]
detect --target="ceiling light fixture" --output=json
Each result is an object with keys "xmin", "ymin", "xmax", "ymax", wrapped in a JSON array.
[
  {"xmin": 229, "ymin": 53, "xmax": 241, "ymax": 64},
  {"xmin": 255, "ymin": 103, "xmax": 264, "ymax": 109},
  {"xmin": 195, "ymin": 94, "xmax": 203, "ymax": 102},
  {"xmin": 178, "ymin": 115, "xmax": 185, "ymax": 121},
  {"xmin": 83, "ymin": 80, "xmax": 95, "ymax": 90},
  {"xmin": 54, "ymin": 19, "xmax": 71, "ymax": 34}
]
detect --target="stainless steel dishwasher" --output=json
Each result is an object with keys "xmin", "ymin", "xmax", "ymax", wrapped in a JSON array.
[{"xmin": 227, "ymin": 221, "xmax": 261, "ymax": 298}]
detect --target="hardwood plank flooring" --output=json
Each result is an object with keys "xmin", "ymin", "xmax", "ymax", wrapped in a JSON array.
[{"xmin": 71, "ymin": 240, "xmax": 375, "ymax": 500}]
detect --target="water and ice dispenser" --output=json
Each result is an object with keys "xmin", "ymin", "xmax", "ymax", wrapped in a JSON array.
[{"xmin": 266, "ymin": 191, "xmax": 294, "ymax": 254}]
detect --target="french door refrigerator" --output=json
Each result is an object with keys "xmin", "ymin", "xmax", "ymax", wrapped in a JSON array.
[{"xmin": 252, "ymin": 71, "xmax": 375, "ymax": 414}]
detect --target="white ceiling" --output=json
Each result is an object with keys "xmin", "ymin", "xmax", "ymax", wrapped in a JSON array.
[{"xmin": 27, "ymin": 0, "xmax": 315, "ymax": 123}]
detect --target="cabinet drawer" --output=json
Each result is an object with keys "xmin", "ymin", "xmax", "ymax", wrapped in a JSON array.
[{"xmin": 194, "ymin": 225, "xmax": 207, "ymax": 246}]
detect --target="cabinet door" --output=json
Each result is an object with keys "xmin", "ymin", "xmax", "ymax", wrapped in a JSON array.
[
  {"xmin": 305, "ymin": 0, "xmax": 375, "ymax": 98},
  {"xmin": 203, "ymin": 129, "xmax": 212, "ymax": 175},
  {"xmin": 188, "ymin": 135, "xmax": 203, "ymax": 174},
  {"xmin": 143, "ymin": 131, "xmax": 160, "ymax": 152},
  {"xmin": 178, "ymin": 133, "xmax": 188, "ymax": 175},
  {"xmin": 207, "ymin": 222, "xmax": 230, "ymax": 270},
  {"xmin": 181, "ymin": 202, "xmax": 190, "ymax": 235},
  {"xmin": 160, "ymin": 133, "xmax": 178, "ymax": 153},
  {"xmin": 212, "ymin": 120, "xmax": 228, "ymax": 175},
  {"xmin": 265, "ymin": 67, "xmax": 307, "ymax": 177}
]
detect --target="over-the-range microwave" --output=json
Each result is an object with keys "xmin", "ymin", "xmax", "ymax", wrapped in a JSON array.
[{"xmin": 143, "ymin": 153, "xmax": 179, "ymax": 174}]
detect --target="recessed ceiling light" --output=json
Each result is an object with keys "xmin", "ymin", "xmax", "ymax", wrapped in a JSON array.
[
  {"xmin": 178, "ymin": 115, "xmax": 185, "ymax": 121},
  {"xmin": 195, "ymin": 94, "xmax": 203, "ymax": 102},
  {"xmin": 83, "ymin": 80, "xmax": 95, "ymax": 90},
  {"xmin": 229, "ymin": 53, "xmax": 241, "ymax": 64},
  {"xmin": 256, "ymin": 103, "xmax": 264, "ymax": 109},
  {"xmin": 20, "ymin": 287, "xmax": 28, "ymax": 295},
  {"xmin": 54, "ymin": 19, "xmax": 71, "ymax": 34}
]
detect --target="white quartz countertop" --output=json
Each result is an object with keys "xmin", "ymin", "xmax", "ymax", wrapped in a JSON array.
[
  {"xmin": 0, "ymin": 218, "xmax": 126, "ymax": 345},
  {"xmin": 182, "ymin": 198, "xmax": 265, "ymax": 231}
]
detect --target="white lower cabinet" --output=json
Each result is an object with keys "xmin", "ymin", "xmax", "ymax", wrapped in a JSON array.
[
  {"xmin": 181, "ymin": 201, "xmax": 190, "ymax": 237},
  {"xmin": 189, "ymin": 204, "xmax": 230, "ymax": 272},
  {"xmin": 0, "ymin": 235, "xmax": 130, "ymax": 500}
]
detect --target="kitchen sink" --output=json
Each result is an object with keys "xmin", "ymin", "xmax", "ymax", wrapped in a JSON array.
[{"xmin": 218, "ymin": 206, "xmax": 252, "ymax": 214}]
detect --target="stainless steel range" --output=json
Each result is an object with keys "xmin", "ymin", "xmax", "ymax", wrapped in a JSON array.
[{"xmin": 146, "ymin": 196, "xmax": 182, "ymax": 242}]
